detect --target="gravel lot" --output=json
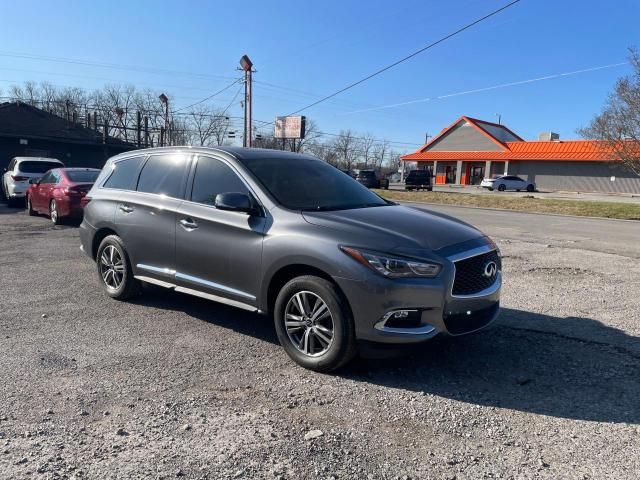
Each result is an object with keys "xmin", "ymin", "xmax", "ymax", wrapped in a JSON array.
[{"xmin": 1, "ymin": 203, "xmax": 639, "ymax": 479}]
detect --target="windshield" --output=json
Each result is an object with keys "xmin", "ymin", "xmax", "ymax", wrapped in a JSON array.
[
  {"xmin": 239, "ymin": 156, "xmax": 389, "ymax": 211},
  {"xmin": 18, "ymin": 161, "xmax": 61, "ymax": 174},
  {"xmin": 66, "ymin": 170, "xmax": 100, "ymax": 183},
  {"xmin": 408, "ymin": 171, "xmax": 428, "ymax": 178}
]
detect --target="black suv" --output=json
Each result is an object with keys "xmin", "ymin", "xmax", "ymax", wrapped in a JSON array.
[
  {"xmin": 355, "ymin": 170, "xmax": 389, "ymax": 189},
  {"xmin": 405, "ymin": 170, "xmax": 432, "ymax": 191}
]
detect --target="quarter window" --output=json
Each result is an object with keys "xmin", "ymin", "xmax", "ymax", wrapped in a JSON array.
[
  {"xmin": 137, "ymin": 154, "xmax": 188, "ymax": 198},
  {"xmin": 103, "ymin": 156, "xmax": 145, "ymax": 191},
  {"xmin": 190, "ymin": 156, "xmax": 249, "ymax": 206}
]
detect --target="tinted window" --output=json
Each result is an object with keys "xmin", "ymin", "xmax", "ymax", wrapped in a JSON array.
[
  {"xmin": 357, "ymin": 171, "xmax": 375, "ymax": 178},
  {"xmin": 103, "ymin": 156, "xmax": 145, "ymax": 190},
  {"xmin": 18, "ymin": 161, "xmax": 61, "ymax": 174},
  {"xmin": 191, "ymin": 156, "xmax": 249, "ymax": 205},
  {"xmin": 408, "ymin": 170, "xmax": 428, "ymax": 178},
  {"xmin": 39, "ymin": 171, "xmax": 55, "ymax": 184},
  {"xmin": 66, "ymin": 170, "xmax": 100, "ymax": 183},
  {"xmin": 239, "ymin": 155, "xmax": 389, "ymax": 211},
  {"xmin": 136, "ymin": 154, "xmax": 188, "ymax": 198}
]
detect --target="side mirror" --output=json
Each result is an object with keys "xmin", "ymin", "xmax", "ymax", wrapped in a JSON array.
[{"xmin": 214, "ymin": 192, "xmax": 256, "ymax": 215}]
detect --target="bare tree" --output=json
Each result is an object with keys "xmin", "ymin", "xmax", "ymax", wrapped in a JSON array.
[
  {"xmin": 579, "ymin": 48, "xmax": 640, "ymax": 176},
  {"xmin": 371, "ymin": 139, "xmax": 389, "ymax": 170},
  {"xmin": 187, "ymin": 105, "xmax": 231, "ymax": 146},
  {"xmin": 332, "ymin": 129, "xmax": 359, "ymax": 169},
  {"xmin": 358, "ymin": 133, "xmax": 376, "ymax": 168}
]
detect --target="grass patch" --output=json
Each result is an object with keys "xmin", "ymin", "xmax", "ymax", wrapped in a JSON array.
[{"xmin": 373, "ymin": 190, "xmax": 640, "ymax": 220}]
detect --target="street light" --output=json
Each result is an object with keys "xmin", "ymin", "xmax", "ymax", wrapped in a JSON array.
[{"xmin": 159, "ymin": 93, "xmax": 169, "ymax": 146}]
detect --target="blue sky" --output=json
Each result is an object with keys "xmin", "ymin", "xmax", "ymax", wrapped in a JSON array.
[{"xmin": 0, "ymin": 0, "xmax": 638, "ymax": 152}]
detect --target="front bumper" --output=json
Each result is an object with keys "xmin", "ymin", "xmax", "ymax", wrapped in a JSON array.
[{"xmin": 334, "ymin": 247, "xmax": 501, "ymax": 344}]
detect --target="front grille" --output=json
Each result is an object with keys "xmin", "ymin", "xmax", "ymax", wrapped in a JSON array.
[
  {"xmin": 443, "ymin": 302, "xmax": 499, "ymax": 335},
  {"xmin": 452, "ymin": 250, "xmax": 501, "ymax": 296}
]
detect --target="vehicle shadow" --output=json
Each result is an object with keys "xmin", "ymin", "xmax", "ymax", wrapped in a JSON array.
[
  {"xmin": 342, "ymin": 307, "xmax": 640, "ymax": 424},
  {"xmin": 130, "ymin": 286, "xmax": 279, "ymax": 346},
  {"xmin": 126, "ymin": 289, "xmax": 640, "ymax": 424}
]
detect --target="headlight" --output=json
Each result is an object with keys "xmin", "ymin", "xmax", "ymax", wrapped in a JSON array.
[{"xmin": 340, "ymin": 246, "xmax": 441, "ymax": 278}]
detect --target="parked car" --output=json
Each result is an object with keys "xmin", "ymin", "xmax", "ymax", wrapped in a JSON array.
[
  {"xmin": 2, "ymin": 157, "xmax": 64, "ymax": 206},
  {"xmin": 405, "ymin": 169, "xmax": 433, "ymax": 191},
  {"xmin": 481, "ymin": 175, "xmax": 535, "ymax": 192},
  {"xmin": 80, "ymin": 147, "xmax": 501, "ymax": 372},
  {"xmin": 26, "ymin": 168, "xmax": 100, "ymax": 224},
  {"xmin": 356, "ymin": 169, "xmax": 389, "ymax": 189}
]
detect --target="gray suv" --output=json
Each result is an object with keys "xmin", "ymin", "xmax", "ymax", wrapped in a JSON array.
[{"xmin": 80, "ymin": 147, "xmax": 501, "ymax": 372}]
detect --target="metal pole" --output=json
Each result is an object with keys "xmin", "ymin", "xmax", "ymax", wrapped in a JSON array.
[
  {"xmin": 247, "ymin": 69, "xmax": 252, "ymax": 148},
  {"xmin": 243, "ymin": 72, "xmax": 248, "ymax": 147},
  {"xmin": 137, "ymin": 111, "xmax": 142, "ymax": 147}
]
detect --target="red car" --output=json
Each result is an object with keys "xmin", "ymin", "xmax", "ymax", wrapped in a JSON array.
[{"xmin": 26, "ymin": 168, "xmax": 100, "ymax": 224}]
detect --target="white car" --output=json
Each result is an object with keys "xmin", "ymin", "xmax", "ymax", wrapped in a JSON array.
[
  {"xmin": 2, "ymin": 157, "xmax": 64, "ymax": 206},
  {"xmin": 481, "ymin": 175, "xmax": 535, "ymax": 192}
]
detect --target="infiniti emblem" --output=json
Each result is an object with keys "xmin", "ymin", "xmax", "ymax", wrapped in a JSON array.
[{"xmin": 482, "ymin": 261, "xmax": 498, "ymax": 278}]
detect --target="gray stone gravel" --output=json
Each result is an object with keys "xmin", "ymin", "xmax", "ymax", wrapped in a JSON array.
[{"xmin": 0, "ymin": 203, "xmax": 639, "ymax": 479}]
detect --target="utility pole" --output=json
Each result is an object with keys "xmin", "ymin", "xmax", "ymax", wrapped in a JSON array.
[
  {"xmin": 425, "ymin": 133, "xmax": 432, "ymax": 143},
  {"xmin": 239, "ymin": 55, "xmax": 254, "ymax": 148},
  {"xmin": 495, "ymin": 113, "xmax": 502, "ymax": 125}
]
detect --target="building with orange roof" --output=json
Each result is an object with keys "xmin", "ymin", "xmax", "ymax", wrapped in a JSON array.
[{"xmin": 401, "ymin": 116, "xmax": 640, "ymax": 194}]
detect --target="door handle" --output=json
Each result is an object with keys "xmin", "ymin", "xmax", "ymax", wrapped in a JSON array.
[
  {"xmin": 179, "ymin": 218, "xmax": 198, "ymax": 230},
  {"xmin": 119, "ymin": 204, "xmax": 134, "ymax": 213}
]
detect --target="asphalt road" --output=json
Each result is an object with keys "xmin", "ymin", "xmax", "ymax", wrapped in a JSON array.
[{"xmin": 1, "ymin": 202, "xmax": 639, "ymax": 479}]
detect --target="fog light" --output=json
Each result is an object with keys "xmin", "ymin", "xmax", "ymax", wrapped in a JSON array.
[{"xmin": 380, "ymin": 309, "xmax": 422, "ymax": 329}]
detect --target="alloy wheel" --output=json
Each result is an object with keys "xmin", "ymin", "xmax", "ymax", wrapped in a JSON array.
[
  {"xmin": 50, "ymin": 200, "xmax": 58, "ymax": 223},
  {"xmin": 284, "ymin": 291, "xmax": 334, "ymax": 357},
  {"xmin": 99, "ymin": 245, "xmax": 125, "ymax": 290}
]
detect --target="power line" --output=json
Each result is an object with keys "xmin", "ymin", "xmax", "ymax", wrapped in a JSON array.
[
  {"xmin": 0, "ymin": 51, "xmax": 238, "ymax": 81},
  {"xmin": 340, "ymin": 61, "xmax": 630, "ymax": 115},
  {"xmin": 284, "ymin": 0, "xmax": 520, "ymax": 117},
  {"xmin": 171, "ymin": 78, "xmax": 243, "ymax": 114}
]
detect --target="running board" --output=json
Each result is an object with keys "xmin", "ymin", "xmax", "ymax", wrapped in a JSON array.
[{"xmin": 134, "ymin": 275, "xmax": 258, "ymax": 313}]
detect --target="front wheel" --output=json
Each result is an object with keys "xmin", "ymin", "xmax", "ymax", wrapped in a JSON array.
[
  {"xmin": 274, "ymin": 276, "xmax": 356, "ymax": 372},
  {"xmin": 96, "ymin": 235, "xmax": 141, "ymax": 300}
]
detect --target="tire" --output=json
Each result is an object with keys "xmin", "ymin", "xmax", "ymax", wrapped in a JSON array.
[
  {"xmin": 49, "ymin": 199, "xmax": 62, "ymax": 225},
  {"xmin": 497, "ymin": 184, "xmax": 506, "ymax": 192},
  {"xmin": 526, "ymin": 184, "xmax": 535, "ymax": 192},
  {"xmin": 274, "ymin": 275, "xmax": 356, "ymax": 372},
  {"xmin": 26, "ymin": 195, "xmax": 36, "ymax": 216},
  {"xmin": 488, "ymin": 187, "xmax": 494, "ymax": 191},
  {"xmin": 96, "ymin": 235, "xmax": 141, "ymax": 300}
]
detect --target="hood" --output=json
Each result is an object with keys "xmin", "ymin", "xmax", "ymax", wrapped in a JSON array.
[{"xmin": 302, "ymin": 204, "xmax": 483, "ymax": 253}]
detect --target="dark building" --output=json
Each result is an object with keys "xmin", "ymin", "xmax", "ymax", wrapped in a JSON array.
[
  {"xmin": 401, "ymin": 116, "xmax": 640, "ymax": 194},
  {"xmin": 0, "ymin": 102, "xmax": 136, "ymax": 170}
]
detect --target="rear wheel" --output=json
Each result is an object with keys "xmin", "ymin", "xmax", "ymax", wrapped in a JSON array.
[
  {"xmin": 497, "ymin": 184, "xmax": 506, "ymax": 192},
  {"xmin": 96, "ymin": 235, "xmax": 141, "ymax": 300},
  {"xmin": 49, "ymin": 200, "xmax": 61, "ymax": 225},
  {"xmin": 526, "ymin": 184, "xmax": 535, "ymax": 192},
  {"xmin": 26, "ymin": 195, "xmax": 36, "ymax": 216},
  {"xmin": 274, "ymin": 275, "xmax": 356, "ymax": 372}
]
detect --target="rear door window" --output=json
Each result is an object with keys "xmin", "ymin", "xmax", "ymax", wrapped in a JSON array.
[
  {"xmin": 136, "ymin": 154, "xmax": 189, "ymax": 199},
  {"xmin": 103, "ymin": 156, "xmax": 145, "ymax": 191}
]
